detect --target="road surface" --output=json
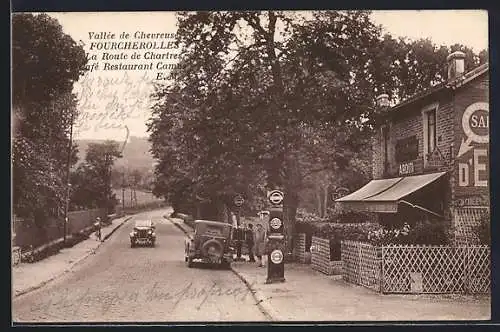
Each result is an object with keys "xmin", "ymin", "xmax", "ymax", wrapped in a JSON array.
[{"xmin": 12, "ymin": 208, "xmax": 267, "ymax": 323}]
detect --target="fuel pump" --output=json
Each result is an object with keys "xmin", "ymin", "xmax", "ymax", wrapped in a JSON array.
[{"xmin": 265, "ymin": 190, "xmax": 286, "ymax": 284}]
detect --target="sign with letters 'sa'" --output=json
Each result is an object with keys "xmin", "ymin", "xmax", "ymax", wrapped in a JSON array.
[{"xmin": 457, "ymin": 102, "xmax": 489, "ymax": 189}]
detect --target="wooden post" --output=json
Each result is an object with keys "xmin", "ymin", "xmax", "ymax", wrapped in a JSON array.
[
  {"xmin": 63, "ymin": 104, "xmax": 75, "ymax": 245},
  {"xmin": 122, "ymin": 171, "xmax": 125, "ymax": 211},
  {"xmin": 358, "ymin": 243, "xmax": 362, "ymax": 285},
  {"xmin": 381, "ymin": 246, "xmax": 385, "ymax": 294},
  {"xmin": 464, "ymin": 246, "xmax": 470, "ymax": 295}
]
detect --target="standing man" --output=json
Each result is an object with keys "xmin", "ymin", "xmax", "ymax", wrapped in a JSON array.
[
  {"xmin": 253, "ymin": 223, "xmax": 267, "ymax": 267},
  {"xmin": 231, "ymin": 212, "xmax": 243, "ymax": 261},
  {"xmin": 95, "ymin": 217, "xmax": 102, "ymax": 242},
  {"xmin": 235, "ymin": 226, "xmax": 244, "ymax": 261},
  {"xmin": 245, "ymin": 224, "xmax": 255, "ymax": 262}
]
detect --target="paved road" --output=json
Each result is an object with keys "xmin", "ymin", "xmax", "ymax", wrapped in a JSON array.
[{"xmin": 12, "ymin": 209, "xmax": 267, "ymax": 323}]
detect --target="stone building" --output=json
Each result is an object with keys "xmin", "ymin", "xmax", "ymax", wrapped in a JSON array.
[{"xmin": 336, "ymin": 52, "xmax": 489, "ymax": 245}]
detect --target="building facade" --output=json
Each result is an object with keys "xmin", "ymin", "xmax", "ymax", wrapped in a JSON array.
[{"xmin": 338, "ymin": 52, "xmax": 489, "ymax": 245}]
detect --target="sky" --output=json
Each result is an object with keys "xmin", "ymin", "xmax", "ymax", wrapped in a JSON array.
[{"xmin": 46, "ymin": 10, "xmax": 488, "ymax": 141}]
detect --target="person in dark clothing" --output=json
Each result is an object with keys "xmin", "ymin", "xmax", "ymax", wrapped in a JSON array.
[
  {"xmin": 234, "ymin": 226, "xmax": 244, "ymax": 261},
  {"xmin": 245, "ymin": 224, "xmax": 255, "ymax": 262},
  {"xmin": 94, "ymin": 217, "xmax": 102, "ymax": 242},
  {"xmin": 253, "ymin": 223, "xmax": 267, "ymax": 267}
]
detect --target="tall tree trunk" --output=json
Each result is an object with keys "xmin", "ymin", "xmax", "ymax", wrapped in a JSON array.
[
  {"xmin": 248, "ymin": 12, "xmax": 300, "ymax": 257},
  {"xmin": 323, "ymin": 184, "xmax": 329, "ymax": 218},
  {"xmin": 283, "ymin": 151, "xmax": 301, "ymax": 258},
  {"xmin": 316, "ymin": 185, "xmax": 322, "ymax": 217}
]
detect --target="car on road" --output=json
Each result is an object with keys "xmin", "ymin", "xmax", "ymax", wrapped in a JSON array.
[
  {"xmin": 184, "ymin": 220, "xmax": 233, "ymax": 269},
  {"xmin": 130, "ymin": 219, "xmax": 156, "ymax": 247}
]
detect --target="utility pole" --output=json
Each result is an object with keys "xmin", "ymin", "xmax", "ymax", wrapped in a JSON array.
[
  {"xmin": 107, "ymin": 153, "xmax": 113, "ymax": 217},
  {"xmin": 63, "ymin": 106, "xmax": 75, "ymax": 245},
  {"xmin": 122, "ymin": 170, "xmax": 125, "ymax": 211}
]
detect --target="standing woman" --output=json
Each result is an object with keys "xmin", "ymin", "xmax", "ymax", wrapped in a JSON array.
[{"xmin": 253, "ymin": 223, "xmax": 267, "ymax": 267}]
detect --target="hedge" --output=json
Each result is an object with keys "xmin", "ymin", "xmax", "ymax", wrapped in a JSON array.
[{"xmin": 295, "ymin": 216, "xmax": 381, "ymax": 261}]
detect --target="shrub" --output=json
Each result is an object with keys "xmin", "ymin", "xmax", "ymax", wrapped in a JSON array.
[
  {"xmin": 295, "ymin": 214, "xmax": 381, "ymax": 257},
  {"xmin": 367, "ymin": 223, "xmax": 411, "ymax": 246},
  {"xmin": 311, "ymin": 222, "xmax": 380, "ymax": 242},
  {"xmin": 305, "ymin": 221, "xmax": 381, "ymax": 260},
  {"xmin": 474, "ymin": 212, "xmax": 490, "ymax": 245},
  {"xmin": 327, "ymin": 210, "xmax": 375, "ymax": 224},
  {"xmin": 367, "ymin": 219, "xmax": 449, "ymax": 246},
  {"xmin": 406, "ymin": 219, "xmax": 449, "ymax": 245}
]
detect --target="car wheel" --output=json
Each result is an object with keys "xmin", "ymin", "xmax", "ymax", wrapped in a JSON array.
[
  {"xmin": 201, "ymin": 239, "xmax": 223, "ymax": 257},
  {"xmin": 221, "ymin": 259, "xmax": 231, "ymax": 270}
]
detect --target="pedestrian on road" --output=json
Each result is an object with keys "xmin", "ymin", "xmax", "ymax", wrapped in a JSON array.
[
  {"xmin": 234, "ymin": 226, "xmax": 244, "ymax": 261},
  {"xmin": 231, "ymin": 212, "xmax": 244, "ymax": 261},
  {"xmin": 245, "ymin": 224, "xmax": 255, "ymax": 262},
  {"xmin": 253, "ymin": 223, "xmax": 267, "ymax": 267},
  {"xmin": 95, "ymin": 217, "xmax": 102, "ymax": 242}
]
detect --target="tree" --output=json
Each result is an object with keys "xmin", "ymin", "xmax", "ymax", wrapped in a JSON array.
[
  {"xmin": 148, "ymin": 10, "xmax": 488, "ymax": 253},
  {"xmin": 70, "ymin": 141, "xmax": 123, "ymax": 212},
  {"xmin": 370, "ymin": 35, "xmax": 488, "ymax": 104},
  {"xmin": 149, "ymin": 11, "xmax": 385, "ymax": 251},
  {"xmin": 12, "ymin": 13, "xmax": 87, "ymax": 222}
]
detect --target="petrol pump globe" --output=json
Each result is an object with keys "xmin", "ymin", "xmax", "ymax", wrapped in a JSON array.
[{"xmin": 270, "ymin": 217, "xmax": 282, "ymax": 230}]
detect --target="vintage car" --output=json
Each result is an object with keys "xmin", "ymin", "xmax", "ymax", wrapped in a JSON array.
[
  {"xmin": 184, "ymin": 220, "xmax": 233, "ymax": 268},
  {"xmin": 130, "ymin": 219, "xmax": 156, "ymax": 247}
]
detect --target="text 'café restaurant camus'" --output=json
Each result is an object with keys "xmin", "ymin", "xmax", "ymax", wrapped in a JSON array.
[{"xmin": 336, "ymin": 52, "xmax": 489, "ymax": 245}]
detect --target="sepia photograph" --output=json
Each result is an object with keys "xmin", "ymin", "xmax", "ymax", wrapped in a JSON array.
[{"xmin": 11, "ymin": 9, "xmax": 490, "ymax": 323}]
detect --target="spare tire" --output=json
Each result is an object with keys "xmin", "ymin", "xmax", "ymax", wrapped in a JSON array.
[{"xmin": 201, "ymin": 239, "xmax": 223, "ymax": 259}]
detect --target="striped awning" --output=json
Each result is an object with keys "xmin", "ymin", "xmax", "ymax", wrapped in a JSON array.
[{"xmin": 335, "ymin": 172, "xmax": 446, "ymax": 213}]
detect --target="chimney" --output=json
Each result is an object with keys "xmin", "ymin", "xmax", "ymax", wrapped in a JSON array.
[
  {"xmin": 447, "ymin": 51, "xmax": 466, "ymax": 80},
  {"xmin": 376, "ymin": 94, "xmax": 390, "ymax": 109}
]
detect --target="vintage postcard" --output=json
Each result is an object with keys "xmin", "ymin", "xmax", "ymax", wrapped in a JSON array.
[{"xmin": 11, "ymin": 10, "xmax": 490, "ymax": 323}]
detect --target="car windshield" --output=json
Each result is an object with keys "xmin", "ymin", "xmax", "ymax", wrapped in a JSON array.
[
  {"xmin": 134, "ymin": 220, "xmax": 152, "ymax": 227},
  {"xmin": 195, "ymin": 222, "xmax": 231, "ymax": 237}
]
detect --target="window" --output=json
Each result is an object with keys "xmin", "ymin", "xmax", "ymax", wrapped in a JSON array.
[
  {"xmin": 427, "ymin": 110, "xmax": 436, "ymax": 155},
  {"xmin": 395, "ymin": 136, "xmax": 419, "ymax": 162},
  {"xmin": 422, "ymin": 103, "xmax": 439, "ymax": 166}
]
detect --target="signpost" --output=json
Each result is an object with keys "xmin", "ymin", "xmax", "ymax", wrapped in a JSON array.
[
  {"xmin": 233, "ymin": 194, "xmax": 245, "ymax": 261},
  {"xmin": 266, "ymin": 190, "xmax": 285, "ymax": 284}
]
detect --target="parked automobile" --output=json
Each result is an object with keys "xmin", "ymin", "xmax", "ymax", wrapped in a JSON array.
[
  {"xmin": 130, "ymin": 219, "xmax": 156, "ymax": 247},
  {"xmin": 184, "ymin": 220, "xmax": 233, "ymax": 269}
]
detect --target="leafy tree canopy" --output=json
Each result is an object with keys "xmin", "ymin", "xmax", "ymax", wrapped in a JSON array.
[
  {"xmin": 70, "ymin": 141, "xmax": 122, "ymax": 211},
  {"xmin": 12, "ymin": 13, "xmax": 87, "ymax": 220},
  {"xmin": 148, "ymin": 11, "xmax": 487, "ymax": 246}
]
